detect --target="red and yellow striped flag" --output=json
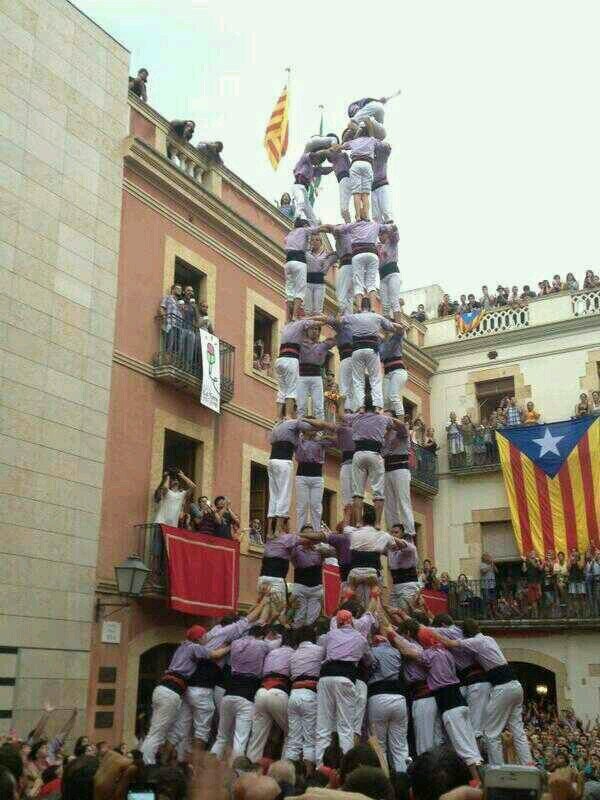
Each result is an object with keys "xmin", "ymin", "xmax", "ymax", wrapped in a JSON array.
[
  {"xmin": 496, "ymin": 416, "xmax": 600, "ymax": 557},
  {"xmin": 264, "ymin": 83, "xmax": 289, "ymax": 170}
]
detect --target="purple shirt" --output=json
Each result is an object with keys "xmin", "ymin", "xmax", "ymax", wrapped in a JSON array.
[
  {"xmin": 291, "ymin": 641, "xmax": 325, "ymax": 679},
  {"xmin": 293, "ymin": 153, "xmax": 330, "ymax": 183},
  {"xmin": 230, "ymin": 635, "xmax": 281, "ymax": 674},
  {"xmin": 350, "ymin": 411, "xmax": 394, "ymax": 444},
  {"xmin": 458, "ymin": 633, "xmax": 507, "ymax": 670},
  {"xmin": 262, "ymin": 644, "xmax": 294, "ymax": 677},
  {"xmin": 263, "ymin": 533, "xmax": 301, "ymax": 559},
  {"xmin": 168, "ymin": 640, "xmax": 211, "ymax": 678},
  {"xmin": 335, "ymin": 220, "xmax": 384, "ymax": 247},
  {"xmin": 436, "ymin": 625, "xmax": 475, "ymax": 672},
  {"xmin": 399, "ymin": 638, "xmax": 428, "ymax": 684},
  {"xmin": 377, "ymin": 225, "xmax": 399, "ymax": 264},
  {"xmin": 373, "ymin": 141, "xmax": 392, "ymax": 183},
  {"xmin": 299, "ymin": 340, "xmax": 335, "ymax": 365},
  {"xmin": 295, "ymin": 438, "xmax": 328, "ymax": 464},
  {"xmin": 306, "ymin": 251, "xmax": 337, "ymax": 275},
  {"xmin": 383, "ymin": 425, "xmax": 409, "ymax": 457},
  {"xmin": 333, "ymin": 315, "xmax": 353, "ymax": 349},
  {"xmin": 387, "ymin": 541, "xmax": 417, "ymax": 571},
  {"xmin": 379, "ymin": 331, "xmax": 404, "ymax": 361},
  {"xmin": 344, "ymin": 136, "xmax": 376, "ymax": 160},
  {"xmin": 337, "ymin": 418, "xmax": 355, "ymax": 454},
  {"xmin": 270, "ymin": 419, "xmax": 312, "ymax": 445},
  {"xmin": 326, "ymin": 531, "xmax": 351, "ymax": 568},
  {"xmin": 328, "ymin": 149, "xmax": 351, "ymax": 180},
  {"xmin": 329, "ymin": 611, "xmax": 376, "ymax": 637},
  {"xmin": 346, "ymin": 310, "xmax": 395, "ymax": 338},
  {"xmin": 205, "ymin": 618, "xmax": 251, "ymax": 649},
  {"xmin": 291, "ymin": 543, "xmax": 323, "ymax": 568},
  {"xmin": 280, "ymin": 318, "xmax": 315, "ymax": 345},
  {"xmin": 334, "ymin": 229, "xmax": 352, "ymax": 259},
  {"xmin": 322, "ymin": 625, "xmax": 370, "ymax": 663},
  {"xmin": 420, "ymin": 645, "xmax": 460, "ymax": 691},
  {"xmin": 284, "ymin": 226, "xmax": 317, "ymax": 253}
]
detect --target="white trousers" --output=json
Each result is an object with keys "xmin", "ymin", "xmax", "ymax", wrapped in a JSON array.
[
  {"xmin": 304, "ymin": 283, "xmax": 326, "ymax": 314},
  {"xmin": 339, "ymin": 357, "xmax": 354, "ymax": 412},
  {"xmin": 352, "ymin": 450, "xmax": 385, "ymax": 499},
  {"xmin": 339, "ymin": 176, "xmax": 352, "ymax": 216},
  {"xmin": 211, "ymin": 695, "xmax": 254, "ymax": 759},
  {"xmin": 142, "ymin": 685, "xmax": 182, "ymax": 764},
  {"xmin": 384, "ymin": 467, "xmax": 415, "ymax": 534},
  {"xmin": 337, "ymin": 263, "xmax": 354, "ymax": 313},
  {"xmin": 246, "ymin": 687, "xmax": 289, "ymax": 762},
  {"xmin": 267, "ymin": 459, "xmax": 294, "ymax": 518},
  {"xmin": 166, "ymin": 697, "xmax": 192, "ymax": 761},
  {"xmin": 442, "ymin": 705, "xmax": 482, "ymax": 765},
  {"xmin": 340, "ymin": 462, "xmax": 354, "ymax": 507},
  {"xmin": 380, "ymin": 272, "xmax": 402, "ymax": 316},
  {"xmin": 186, "ymin": 686, "xmax": 216, "ymax": 743},
  {"xmin": 352, "ymin": 348, "xmax": 383, "ymax": 409},
  {"xmin": 368, "ymin": 694, "xmax": 409, "ymax": 773},
  {"xmin": 296, "ymin": 474, "xmax": 324, "ymax": 531},
  {"xmin": 349, "ymin": 161, "xmax": 374, "ymax": 194},
  {"xmin": 291, "ymin": 583, "xmax": 323, "ymax": 627},
  {"xmin": 352, "ymin": 100, "xmax": 385, "ymax": 125},
  {"xmin": 412, "ymin": 696, "xmax": 444, "ymax": 755},
  {"xmin": 383, "ymin": 368, "xmax": 408, "ymax": 415},
  {"xmin": 348, "ymin": 566, "xmax": 382, "ymax": 608},
  {"xmin": 257, "ymin": 575, "xmax": 287, "ymax": 600},
  {"xmin": 291, "ymin": 183, "xmax": 319, "ymax": 224},
  {"xmin": 297, "ymin": 375, "xmax": 324, "ymax": 419},
  {"xmin": 316, "ymin": 676, "xmax": 356, "ymax": 764},
  {"xmin": 275, "ymin": 356, "xmax": 299, "ymax": 402},
  {"xmin": 354, "ymin": 678, "xmax": 368, "ymax": 736},
  {"xmin": 484, "ymin": 680, "xmax": 532, "ymax": 765},
  {"xmin": 352, "ymin": 252, "xmax": 379, "ymax": 296},
  {"xmin": 284, "ymin": 687, "xmax": 318, "ymax": 763},
  {"xmin": 372, "ymin": 184, "xmax": 394, "ymax": 222},
  {"xmin": 463, "ymin": 681, "xmax": 491, "ymax": 740},
  {"xmin": 284, "ymin": 259, "xmax": 307, "ymax": 301},
  {"xmin": 389, "ymin": 581, "xmax": 421, "ymax": 609}
]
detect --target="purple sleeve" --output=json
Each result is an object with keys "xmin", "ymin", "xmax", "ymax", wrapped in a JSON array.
[
  {"xmin": 334, "ymin": 223, "xmax": 353, "ymax": 235},
  {"xmin": 375, "ymin": 140, "xmax": 391, "ymax": 156},
  {"xmin": 325, "ymin": 253, "xmax": 338, "ymax": 270},
  {"xmin": 296, "ymin": 420, "xmax": 314, "ymax": 432},
  {"xmin": 377, "ymin": 314, "xmax": 395, "ymax": 332},
  {"xmin": 192, "ymin": 643, "xmax": 210, "ymax": 659},
  {"xmin": 315, "ymin": 165, "xmax": 334, "ymax": 176}
]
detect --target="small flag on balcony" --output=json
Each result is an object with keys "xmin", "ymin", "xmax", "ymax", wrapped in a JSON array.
[
  {"xmin": 496, "ymin": 416, "xmax": 600, "ymax": 559},
  {"xmin": 264, "ymin": 77, "xmax": 290, "ymax": 170},
  {"xmin": 455, "ymin": 308, "xmax": 485, "ymax": 334}
]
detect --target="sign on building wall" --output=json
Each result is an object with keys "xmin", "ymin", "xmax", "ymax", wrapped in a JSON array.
[
  {"xmin": 101, "ymin": 621, "xmax": 122, "ymax": 644},
  {"xmin": 199, "ymin": 330, "xmax": 221, "ymax": 413}
]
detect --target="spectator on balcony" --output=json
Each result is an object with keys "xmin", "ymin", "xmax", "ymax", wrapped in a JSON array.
[
  {"xmin": 537, "ymin": 279, "xmax": 551, "ymax": 296},
  {"xmin": 196, "ymin": 141, "xmax": 224, "ymax": 165},
  {"xmin": 456, "ymin": 294, "xmax": 468, "ymax": 314},
  {"xmin": 480, "ymin": 553, "xmax": 498, "ymax": 617},
  {"xmin": 129, "ymin": 68, "xmax": 149, "ymax": 101},
  {"xmin": 154, "ymin": 470, "xmax": 197, "ymax": 527},
  {"xmin": 541, "ymin": 551, "xmax": 558, "ymax": 613},
  {"xmin": 190, "ymin": 496, "xmax": 223, "ymax": 537},
  {"xmin": 522, "ymin": 552, "xmax": 543, "ymax": 618},
  {"xmin": 247, "ymin": 518, "xmax": 265, "ymax": 546},
  {"xmin": 495, "ymin": 285, "xmax": 509, "ymax": 306},
  {"xmin": 213, "ymin": 496, "xmax": 240, "ymax": 539},
  {"xmin": 197, "ymin": 300, "xmax": 214, "ymax": 334},
  {"xmin": 422, "ymin": 427, "xmax": 438, "ymax": 455},
  {"xmin": 169, "ymin": 119, "xmax": 195, "ymax": 142},
  {"xmin": 437, "ymin": 294, "xmax": 457, "ymax": 317},
  {"xmin": 438, "ymin": 572, "xmax": 451, "ymax": 595},
  {"xmin": 419, "ymin": 559, "xmax": 433, "ymax": 587},
  {"xmin": 460, "ymin": 414, "xmax": 476, "ymax": 466},
  {"xmin": 253, "ymin": 339, "xmax": 265, "ymax": 370},
  {"xmin": 568, "ymin": 549, "xmax": 586, "ymax": 614},
  {"xmin": 520, "ymin": 285, "xmax": 536, "ymax": 301},
  {"xmin": 446, "ymin": 412, "xmax": 464, "ymax": 468},
  {"xmin": 467, "ymin": 293, "xmax": 481, "ymax": 309},
  {"xmin": 456, "ymin": 572, "xmax": 475, "ymax": 612},
  {"xmin": 479, "ymin": 285, "xmax": 494, "ymax": 309},
  {"xmin": 160, "ymin": 283, "xmax": 184, "ymax": 356},
  {"xmin": 505, "ymin": 396, "xmax": 522, "ymax": 426},
  {"xmin": 590, "ymin": 389, "xmax": 600, "ymax": 415},
  {"xmin": 574, "ymin": 393, "xmax": 591, "ymax": 418},
  {"xmin": 411, "ymin": 416, "xmax": 426, "ymax": 446},
  {"xmin": 583, "ymin": 269, "xmax": 597, "ymax": 290},
  {"xmin": 410, "ymin": 303, "xmax": 427, "ymax": 322},
  {"xmin": 278, "ymin": 193, "xmax": 295, "ymax": 220},
  {"xmin": 473, "ymin": 423, "xmax": 486, "ymax": 466},
  {"xmin": 565, "ymin": 272, "xmax": 580, "ymax": 292},
  {"xmin": 523, "ymin": 401, "xmax": 541, "ymax": 425},
  {"xmin": 554, "ymin": 551, "xmax": 569, "ymax": 608},
  {"xmin": 484, "ymin": 414, "xmax": 498, "ymax": 462},
  {"xmin": 509, "ymin": 285, "xmax": 522, "ymax": 307},
  {"xmin": 181, "ymin": 286, "xmax": 200, "ymax": 367},
  {"xmin": 550, "ymin": 274, "xmax": 563, "ymax": 293}
]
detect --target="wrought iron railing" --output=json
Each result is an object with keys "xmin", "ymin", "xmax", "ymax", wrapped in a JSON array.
[
  {"xmin": 456, "ymin": 306, "xmax": 529, "ymax": 340},
  {"xmin": 447, "ymin": 437, "xmax": 500, "ymax": 472},
  {"xmin": 411, "ymin": 444, "xmax": 439, "ymax": 491},
  {"xmin": 572, "ymin": 288, "xmax": 600, "ymax": 318},
  {"xmin": 135, "ymin": 523, "xmax": 167, "ymax": 594},
  {"xmin": 154, "ymin": 313, "xmax": 235, "ymax": 403},
  {"xmin": 447, "ymin": 577, "xmax": 600, "ymax": 622}
]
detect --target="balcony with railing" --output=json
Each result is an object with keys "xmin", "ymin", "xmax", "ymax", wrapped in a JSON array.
[
  {"xmin": 447, "ymin": 577, "xmax": 600, "ymax": 629},
  {"xmin": 411, "ymin": 443, "xmax": 439, "ymax": 494},
  {"xmin": 447, "ymin": 440, "xmax": 501, "ymax": 475},
  {"xmin": 572, "ymin": 287, "xmax": 600, "ymax": 318},
  {"xmin": 153, "ymin": 313, "xmax": 235, "ymax": 403}
]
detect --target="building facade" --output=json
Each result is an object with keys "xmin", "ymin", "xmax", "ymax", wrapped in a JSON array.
[{"xmin": 0, "ymin": 0, "xmax": 129, "ymax": 736}]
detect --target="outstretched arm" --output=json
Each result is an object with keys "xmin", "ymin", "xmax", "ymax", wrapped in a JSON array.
[
  {"xmin": 56, "ymin": 707, "xmax": 78, "ymax": 740},
  {"xmin": 28, "ymin": 702, "xmax": 54, "ymax": 743},
  {"xmin": 208, "ymin": 646, "xmax": 231, "ymax": 661}
]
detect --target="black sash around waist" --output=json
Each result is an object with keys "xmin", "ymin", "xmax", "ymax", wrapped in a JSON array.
[
  {"xmin": 294, "ymin": 564, "xmax": 322, "ymax": 587},
  {"xmin": 342, "ymin": 449, "xmax": 355, "ymax": 464},
  {"xmin": 486, "ymin": 664, "xmax": 516, "ymax": 686},
  {"xmin": 261, "ymin": 555, "xmax": 289, "ymax": 579},
  {"xmin": 337, "ymin": 170, "xmax": 350, "ymax": 182},
  {"xmin": 368, "ymin": 677, "xmax": 405, "ymax": 698},
  {"xmin": 270, "ymin": 441, "xmax": 295, "ymax": 460},
  {"xmin": 216, "ymin": 663, "xmax": 231, "ymax": 688},
  {"xmin": 457, "ymin": 665, "xmax": 488, "ymax": 687},
  {"xmin": 225, "ymin": 672, "xmax": 262, "ymax": 701},
  {"xmin": 340, "ymin": 563, "xmax": 351, "ymax": 581},
  {"xmin": 355, "ymin": 439, "xmax": 382, "ymax": 453},
  {"xmin": 285, "ymin": 249, "xmax": 307, "ymax": 263},
  {"xmin": 320, "ymin": 660, "xmax": 359, "ymax": 683},
  {"xmin": 350, "ymin": 549, "xmax": 381, "ymax": 572},
  {"xmin": 159, "ymin": 672, "xmax": 188, "ymax": 696},
  {"xmin": 339, "ymin": 254, "xmax": 352, "ymax": 267},
  {"xmin": 351, "ymin": 156, "xmax": 374, "ymax": 166},
  {"xmin": 338, "ymin": 344, "xmax": 352, "ymax": 361},
  {"xmin": 372, "ymin": 178, "xmax": 389, "ymax": 191},
  {"xmin": 433, "ymin": 683, "xmax": 466, "ymax": 715},
  {"xmin": 299, "ymin": 363, "xmax": 322, "ymax": 377},
  {"xmin": 379, "ymin": 260, "xmax": 399, "ymax": 278},
  {"xmin": 383, "ymin": 358, "xmax": 406, "ymax": 375},
  {"xmin": 352, "ymin": 243, "xmax": 378, "ymax": 257},
  {"xmin": 384, "ymin": 454, "xmax": 409, "ymax": 471},
  {"xmin": 391, "ymin": 565, "xmax": 418, "ymax": 584},
  {"xmin": 352, "ymin": 334, "xmax": 379, "ymax": 351},
  {"xmin": 187, "ymin": 660, "xmax": 222, "ymax": 689},
  {"xmin": 278, "ymin": 342, "xmax": 300, "ymax": 359},
  {"xmin": 307, "ymin": 272, "xmax": 325, "ymax": 284},
  {"xmin": 297, "ymin": 462, "xmax": 323, "ymax": 477},
  {"xmin": 408, "ymin": 679, "xmax": 433, "ymax": 701}
]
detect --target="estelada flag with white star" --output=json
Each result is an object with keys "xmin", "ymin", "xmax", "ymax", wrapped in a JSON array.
[{"xmin": 496, "ymin": 416, "xmax": 600, "ymax": 557}]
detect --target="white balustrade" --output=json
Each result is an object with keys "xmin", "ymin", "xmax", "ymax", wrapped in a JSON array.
[
  {"xmin": 456, "ymin": 306, "xmax": 530, "ymax": 340},
  {"xmin": 572, "ymin": 288, "xmax": 600, "ymax": 318},
  {"xmin": 167, "ymin": 138, "xmax": 206, "ymax": 183}
]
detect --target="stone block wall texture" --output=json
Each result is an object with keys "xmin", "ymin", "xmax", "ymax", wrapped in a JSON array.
[{"xmin": 0, "ymin": 0, "xmax": 129, "ymax": 736}]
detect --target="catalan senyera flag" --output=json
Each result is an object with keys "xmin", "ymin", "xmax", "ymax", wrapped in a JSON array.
[
  {"xmin": 455, "ymin": 308, "xmax": 485, "ymax": 334},
  {"xmin": 264, "ymin": 83, "xmax": 290, "ymax": 170},
  {"xmin": 496, "ymin": 416, "xmax": 600, "ymax": 558}
]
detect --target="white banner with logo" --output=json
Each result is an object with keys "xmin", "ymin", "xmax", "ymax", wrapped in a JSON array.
[{"xmin": 199, "ymin": 329, "xmax": 221, "ymax": 413}]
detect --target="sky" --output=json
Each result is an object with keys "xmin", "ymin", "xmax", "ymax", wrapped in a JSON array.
[{"xmin": 78, "ymin": 0, "xmax": 600, "ymax": 297}]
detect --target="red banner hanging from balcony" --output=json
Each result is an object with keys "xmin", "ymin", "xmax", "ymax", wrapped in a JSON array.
[
  {"xmin": 421, "ymin": 589, "xmax": 449, "ymax": 616},
  {"xmin": 161, "ymin": 526, "xmax": 239, "ymax": 616}
]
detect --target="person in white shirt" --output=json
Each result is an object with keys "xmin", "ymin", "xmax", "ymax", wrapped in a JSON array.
[{"xmin": 152, "ymin": 470, "xmax": 197, "ymax": 575}]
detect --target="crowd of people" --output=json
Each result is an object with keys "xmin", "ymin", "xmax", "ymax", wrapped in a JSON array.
[{"xmin": 437, "ymin": 271, "xmax": 600, "ymax": 318}]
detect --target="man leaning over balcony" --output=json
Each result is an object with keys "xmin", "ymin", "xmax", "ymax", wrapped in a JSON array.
[
  {"xmin": 159, "ymin": 283, "xmax": 184, "ymax": 359},
  {"xmin": 152, "ymin": 470, "xmax": 197, "ymax": 577}
]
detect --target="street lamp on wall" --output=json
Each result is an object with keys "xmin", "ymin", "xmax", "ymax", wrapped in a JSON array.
[
  {"xmin": 536, "ymin": 684, "xmax": 548, "ymax": 697},
  {"xmin": 95, "ymin": 554, "xmax": 150, "ymax": 622}
]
